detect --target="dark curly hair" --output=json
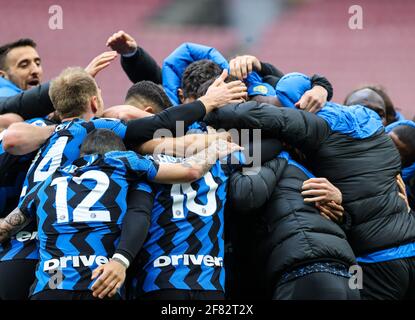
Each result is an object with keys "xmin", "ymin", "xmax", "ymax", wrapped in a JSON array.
[{"xmin": 181, "ymin": 59, "xmax": 222, "ymax": 100}]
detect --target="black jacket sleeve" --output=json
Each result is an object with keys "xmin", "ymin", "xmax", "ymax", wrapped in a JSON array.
[
  {"xmin": 229, "ymin": 158, "xmax": 286, "ymax": 213},
  {"xmin": 124, "ymin": 100, "xmax": 206, "ymax": 145},
  {"xmin": 121, "ymin": 47, "xmax": 162, "ymax": 84},
  {"xmin": 259, "ymin": 62, "xmax": 284, "ymax": 79},
  {"xmin": 339, "ymin": 210, "xmax": 353, "ymax": 234},
  {"xmin": 115, "ymin": 189, "xmax": 154, "ymax": 264},
  {"xmin": 203, "ymin": 101, "xmax": 331, "ymax": 153},
  {"xmin": 242, "ymin": 138, "xmax": 282, "ymax": 166},
  {"xmin": 0, "ymin": 83, "xmax": 54, "ymax": 119}
]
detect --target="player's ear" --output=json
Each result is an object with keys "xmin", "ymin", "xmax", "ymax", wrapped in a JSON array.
[
  {"xmin": 144, "ymin": 106, "xmax": 154, "ymax": 114},
  {"xmin": 178, "ymin": 88, "xmax": 185, "ymax": 104},
  {"xmin": 0, "ymin": 70, "xmax": 9, "ymax": 80},
  {"xmin": 90, "ymin": 96, "xmax": 98, "ymax": 114}
]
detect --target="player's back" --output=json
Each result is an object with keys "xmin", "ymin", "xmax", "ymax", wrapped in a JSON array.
[
  {"xmin": 137, "ymin": 150, "xmax": 242, "ymax": 295},
  {"xmin": 21, "ymin": 118, "xmax": 127, "ymax": 198},
  {"xmin": 21, "ymin": 150, "xmax": 151, "ymax": 294}
]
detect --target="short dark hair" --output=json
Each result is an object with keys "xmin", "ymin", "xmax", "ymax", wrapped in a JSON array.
[
  {"xmin": 0, "ymin": 38, "xmax": 37, "ymax": 70},
  {"xmin": 345, "ymin": 84, "xmax": 397, "ymax": 125},
  {"xmin": 80, "ymin": 129, "xmax": 126, "ymax": 156},
  {"xmin": 196, "ymin": 78, "xmax": 215, "ymax": 98},
  {"xmin": 125, "ymin": 80, "xmax": 171, "ymax": 111},
  {"xmin": 181, "ymin": 59, "xmax": 222, "ymax": 99}
]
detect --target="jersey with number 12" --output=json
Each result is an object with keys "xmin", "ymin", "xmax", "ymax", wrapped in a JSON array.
[
  {"xmin": 13, "ymin": 118, "xmax": 127, "ymax": 262},
  {"xmin": 19, "ymin": 151, "xmax": 157, "ymax": 295}
]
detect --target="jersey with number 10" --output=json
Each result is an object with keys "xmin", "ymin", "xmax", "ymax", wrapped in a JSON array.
[
  {"xmin": 136, "ymin": 123, "xmax": 245, "ymax": 294},
  {"xmin": 19, "ymin": 151, "xmax": 157, "ymax": 295}
]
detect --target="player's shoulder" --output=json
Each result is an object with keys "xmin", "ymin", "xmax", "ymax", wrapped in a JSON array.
[
  {"xmin": 102, "ymin": 150, "xmax": 140, "ymax": 166},
  {"xmin": 25, "ymin": 117, "xmax": 55, "ymax": 127},
  {"xmin": 90, "ymin": 117, "xmax": 125, "ymax": 127}
]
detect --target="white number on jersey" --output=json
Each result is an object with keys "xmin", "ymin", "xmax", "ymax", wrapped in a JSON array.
[
  {"xmin": 171, "ymin": 172, "xmax": 219, "ymax": 219},
  {"xmin": 51, "ymin": 170, "xmax": 111, "ymax": 223},
  {"xmin": 33, "ymin": 136, "xmax": 68, "ymax": 182}
]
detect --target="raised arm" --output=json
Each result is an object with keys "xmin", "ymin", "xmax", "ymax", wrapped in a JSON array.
[
  {"xmin": 2, "ymin": 121, "xmax": 55, "ymax": 155},
  {"xmin": 106, "ymin": 30, "xmax": 162, "ymax": 84},
  {"xmin": 229, "ymin": 55, "xmax": 284, "ymax": 80},
  {"xmin": 124, "ymin": 70, "xmax": 246, "ymax": 146},
  {"xmin": 153, "ymin": 139, "xmax": 242, "ymax": 184},
  {"xmin": 137, "ymin": 131, "xmax": 231, "ymax": 158},
  {"xmin": 204, "ymin": 101, "xmax": 331, "ymax": 153},
  {"xmin": 0, "ymin": 82, "xmax": 54, "ymax": 119}
]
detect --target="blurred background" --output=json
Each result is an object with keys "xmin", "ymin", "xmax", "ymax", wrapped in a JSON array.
[{"xmin": 0, "ymin": 0, "xmax": 413, "ymax": 118}]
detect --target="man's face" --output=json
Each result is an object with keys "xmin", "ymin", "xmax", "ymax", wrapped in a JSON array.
[
  {"xmin": 345, "ymin": 89, "xmax": 387, "ymax": 125},
  {"xmin": 2, "ymin": 46, "xmax": 42, "ymax": 90},
  {"xmin": 250, "ymin": 95, "xmax": 282, "ymax": 107},
  {"xmin": 389, "ymin": 131, "xmax": 415, "ymax": 168}
]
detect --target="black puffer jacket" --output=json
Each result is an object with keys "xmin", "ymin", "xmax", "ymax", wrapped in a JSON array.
[
  {"xmin": 205, "ymin": 102, "xmax": 415, "ymax": 256},
  {"xmin": 229, "ymin": 154, "xmax": 356, "ymax": 288}
]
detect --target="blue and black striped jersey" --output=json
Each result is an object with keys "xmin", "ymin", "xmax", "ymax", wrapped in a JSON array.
[
  {"xmin": 19, "ymin": 151, "xmax": 158, "ymax": 295},
  {"xmin": 5, "ymin": 118, "xmax": 127, "ymax": 263},
  {"xmin": 0, "ymin": 118, "xmax": 53, "ymax": 261},
  {"xmin": 20, "ymin": 117, "xmax": 127, "ymax": 200},
  {"xmin": 135, "ymin": 122, "xmax": 245, "ymax": 294}
]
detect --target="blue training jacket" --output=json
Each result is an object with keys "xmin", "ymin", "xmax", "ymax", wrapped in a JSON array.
[
  {"xmin": 0, "ymin": 77, "xmax": 22, "ymax": 97},
  {"xmin": 275, "ymin": 72, "xmax": 384, "ymax": 140},
  {"xmin": 162, "ymin": 43, "xmax": 229, "ymax": 106}
]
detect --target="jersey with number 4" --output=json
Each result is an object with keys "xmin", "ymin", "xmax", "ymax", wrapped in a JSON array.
[
  {"xmin": 137, "ymin": 149, "xmax": 244, "ymax": 294},
  {"xmin": 0, "ymin": 117, "xmax": 54, "ymax": 262},
  {"xmin": 19, "ymin": 151, "xmax": 158, "ymax": 295},
  {"xmin": 7, "ymin": 118, "xmax": 127, "ymax": 263}
]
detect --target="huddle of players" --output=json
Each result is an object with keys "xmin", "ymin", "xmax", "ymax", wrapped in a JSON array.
[{"xmin": 0, "ymin": 30, "xmax": 414, "ymax": 300}]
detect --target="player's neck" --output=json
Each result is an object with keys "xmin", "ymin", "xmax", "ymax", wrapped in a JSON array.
[
  {"xmin": 61, "ymin": 113, "xmax": 93, "ymax": 123},
  {"xmin": 61, "ymin": 116, "xmax": 78, "ymax": 123}
]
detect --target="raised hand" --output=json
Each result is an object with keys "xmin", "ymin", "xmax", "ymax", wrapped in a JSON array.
[
  {"xmin": 106, "ymin": 30, "xmax": 138, "ymax": 55},
  {"xmin": 295, "ymin": 85, "xmax": 328, "ymax": 113},
  {"xmin": 198, "ymin": 69, "xmax": 247, "ymax": 112},
  {"xmin": 85, "ymin": 51, "xmax": 118, "ymax": 78},
  {"xmin": 229, "ymin": 55, "xmax": 261, "ymax": 80}
]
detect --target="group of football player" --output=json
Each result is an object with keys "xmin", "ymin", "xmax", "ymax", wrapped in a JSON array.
[{"xmin": 0, "ymin": 30, "xmax": 414, "ymax": 300}]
